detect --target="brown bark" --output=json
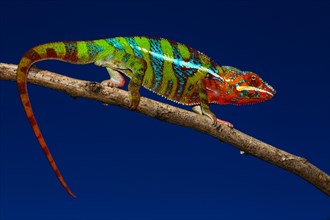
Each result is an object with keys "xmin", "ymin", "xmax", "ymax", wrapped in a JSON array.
[{"xmin": 1, "ymin": 62, "xmax": 329, "ymax": 196}]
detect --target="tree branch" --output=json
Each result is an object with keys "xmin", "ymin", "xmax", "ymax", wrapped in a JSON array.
[{"xmin": 1, "ymin": 62, "xmax": 329, "ymax": 196}]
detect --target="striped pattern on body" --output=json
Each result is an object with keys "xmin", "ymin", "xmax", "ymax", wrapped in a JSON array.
[
  {"xmin": 16, "ymin": 37, "xmax": 224, "ymax": 198},
  {"xmin": 18, "ymin": 37, "xmax": 223, "ymax": 105},
  {"xmin": 106, "ymin": 37, "xmax": 223, "ymax": 104}
]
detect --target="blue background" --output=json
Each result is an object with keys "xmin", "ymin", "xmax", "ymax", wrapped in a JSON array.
[{"xmin": 1, "ymin": 0, "xmax": 329, "ymax": 219}]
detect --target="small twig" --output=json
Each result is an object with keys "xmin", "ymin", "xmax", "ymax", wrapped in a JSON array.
[{"xmin": 1, "ymin": 62, "xmax": 329, "ymax": 196}]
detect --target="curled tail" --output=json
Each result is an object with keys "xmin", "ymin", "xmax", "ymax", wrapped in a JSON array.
[{"xmin": 17, "ymin": 41, "xmax": 97, "ymax": 198}]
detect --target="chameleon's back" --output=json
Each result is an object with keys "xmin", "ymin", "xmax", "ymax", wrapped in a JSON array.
[
  {"xmin": 106, "ymin": 37, "xmax": 221, "ymax": 105},
  {"xmin": 18, "ymin": 37, "xmax": 220, "ymax": 105}
]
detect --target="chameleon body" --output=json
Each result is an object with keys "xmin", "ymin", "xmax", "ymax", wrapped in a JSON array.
[{"xmin": 17, "ymin": 36, "xmax": 276, "ymax": 198}]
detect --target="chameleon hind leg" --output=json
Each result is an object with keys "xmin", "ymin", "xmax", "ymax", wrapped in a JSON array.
[
  {"xmin": 101, "ymin": 68, "xmax": 126, "ymax": 88},
  {"xmin": 192, "ymin": 79, "xmax": 233, "ymax": 127},
  {"xmin": 95, "ymin": 50, "xmax": 147, "ymax": 110}
]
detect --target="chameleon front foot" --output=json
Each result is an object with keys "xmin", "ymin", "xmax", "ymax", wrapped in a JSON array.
[
  {"xmin": 192, "ymin": 105, "xmax": 233, "ymax": 128},
  {"xmin": 216, "ymin": 118, "xmax": 233, "ymax": 128},
  {"xmin": 209, "ymin": 114, "xmax": 233, "ymax": 128},
  {"xmin": 128, "ymin": 92, "xmax": 140, "ymax": 110}
]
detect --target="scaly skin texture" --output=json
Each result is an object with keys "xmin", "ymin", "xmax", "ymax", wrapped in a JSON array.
[{"xmin": 17, "ymin": 36, "xmax": 276, "ymax": 198}]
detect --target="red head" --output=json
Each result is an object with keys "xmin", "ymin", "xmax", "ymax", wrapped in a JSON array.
[{"xmin": 206, "ymin": 66, "xmax": 276, "ymax": 105}]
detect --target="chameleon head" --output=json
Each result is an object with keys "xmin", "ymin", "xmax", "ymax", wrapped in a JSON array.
[{"xmin": 213, "ymin": 66, "xmax": 276, "ymax": 105}]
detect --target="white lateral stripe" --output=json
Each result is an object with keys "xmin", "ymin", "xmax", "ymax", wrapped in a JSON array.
[
  {"xmin": 236, "ymin": 86, "xmax": 273, "ymax": 96},
  {"xmin": 137, "ymin": 46, "xmax": 224, "ymax": 80}
]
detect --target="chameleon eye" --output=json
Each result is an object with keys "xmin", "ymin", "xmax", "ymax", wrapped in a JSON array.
[{"xmin": 251, "ymin": 75, "xmax": 256, "ymax": 80}]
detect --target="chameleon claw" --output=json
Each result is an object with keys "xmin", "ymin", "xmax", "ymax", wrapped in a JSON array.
[
  {"xmin": 129, "ymin": 103, "xmax": 139, "ymax": 110},
  {"xmin": 216, "ymin": 118, "xmax": 233, "ymax": 128},
  {"xmin": 203, "ymin": 111, "xmax": 233, "ymax": 128},
  {"xmin": 101, "ymin": 79, "xmax": 115, "ymax": 88},
  {"xmin": 210, "ymin": 117, "xmax": 233, "ymax": 128},
  {"xmin": 128, "ymin": 92, "xmax": 140, "ymax": 110}
]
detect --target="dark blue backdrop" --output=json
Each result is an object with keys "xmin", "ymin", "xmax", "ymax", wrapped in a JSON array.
[{"xmin": 1, "ymin": 0, "xmax": 329, "ymax": 219}]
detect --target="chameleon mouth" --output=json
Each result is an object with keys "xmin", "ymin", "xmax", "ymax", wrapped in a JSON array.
[{"xmin": 236, "ymin": 86, "xmax": 275, "ymax": 96}]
